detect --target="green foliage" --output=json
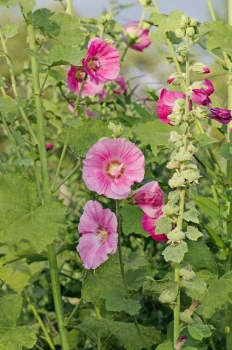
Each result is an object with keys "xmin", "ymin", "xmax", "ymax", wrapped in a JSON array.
[
  {"xmin": 188, "ymin": 314, "xmax": 212, "ymax": 341},
  {"xmin": 195, "ymin": 134, "xmax": 218, "ymax": 148},
  {"xmin": 0, "ymin": 0, "xmax": 36, "ymax": 13},
  {"xmin": 47, "ymin": 46, "xmax": 87, "ymax": 67},
  {"xmin": 2, "ymin": 23, "xmax": 18, "ymax": 39},
  {"xmin": 143, "ymin": 277, "xmax": 179, "ymax": 295},
  {"xmin": 121, "ymin": 204, "xmax": 147, "ymax": 236},
  {"xmin": 155, "ymin": 217, "xmax": 172, "ymax": 235},
  {"xmin": 162, "ymin": 241, "xmax": 188, "ymax": 263},
  {"xmin": 102, "ymin": 289, "xmax": 141, "ymax": 315},
  {"xmin": 205, "ymin": 21, "xmax": 232, "ymax": 56},
  {"xmin": 183, "ymin": 209, "xmax": 199, "ymax": 223},
  {"xmin": 156, "ymin": 341, "xmax": 175, "ymax": 350},
  {"xmin": 195, "ymin": 196, "xmax": 220, "ymax": 220},
  {"xmin": 186, "ymin": 226, "xmax": 203, "ymax": 241}
]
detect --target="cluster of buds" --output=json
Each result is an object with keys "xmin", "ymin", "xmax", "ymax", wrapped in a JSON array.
[
  {"xmin": 99, "ymin": 13, "xmax": 113, "ymax": 25},
  {"xmin": 175, "ymin": 15, "xmax": 199, "ymax": 62},
  {"xmin": 108, "ymin": 121, "xmax": 124, "ymax": 138}
]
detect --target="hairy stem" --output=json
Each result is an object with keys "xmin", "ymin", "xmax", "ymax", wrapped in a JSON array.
[
  {"xmin": 26, "ymin": 11, "xmax": 70, "ymax": 350},
  {"xmin": 63, "ymin": 298, "xmax": 82, "ymax": 327}
]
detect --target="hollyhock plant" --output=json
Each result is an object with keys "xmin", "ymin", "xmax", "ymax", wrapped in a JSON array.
[
  {"xmin": 208, "ymin": 107, "xmax": 232, "ymax": 124},
  {"xmin": 82, "ymin": 138, "xmax": 145, "ymax": 199},
  {"xmin": 133, "ymin": 181, "xmax": 164, "ymax": 218},
  {"xmin": 113, "ymin": 76, "xmax": 126, "ymax": 94},
  {"xmin": 191, "ymin": 79, "xmax": 214, "ymax": 106},
  {"xmin": 77, "ymin": 200, "xmax": 118, "ymax": 269},
  {"xmin": 142, "ymin": 214, "xmax": 168, "ymax": 242},
  {"xmin": 82, "ymin": 37, "xmax": 120, "ymax": 84},
  {"xmin": 157, "ymin": 89, "xmax": 187, "ymax": 124},
  {"xmin": 123, "ymin": 21, "xmax": 151, "ymax": 52},
  {"xmin": 67, "ymin": 66, "xmax": 104, "ymax": 96}
]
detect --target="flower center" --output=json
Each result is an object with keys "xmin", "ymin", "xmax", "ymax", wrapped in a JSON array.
[
  {"xmin": 87, "ymin": 58, "xmax": 100, "ymax": 71},
  {"xmin": 74, "ymin": 68, "xmax": 85, "ymax": 81},
  {"xmin": 106, "ymin": 160, "xmax": 124, "ymax": 180},
  {"xmin": 97, "ymin": 227, "xmax": 108, "ymax": 241}
]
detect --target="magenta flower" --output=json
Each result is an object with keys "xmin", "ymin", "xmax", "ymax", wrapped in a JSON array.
[
  {"xmin": 46, "ymin": 143, "xmax": 53, "ymax": 151},
  {"xmin": 133, "ymin": 181, "xmax": 164, "ymax": 218},
  {"xmin": 67, "ymin": 66, "xmax": 104, "ymax": 96},
  {"xmin": 157, "ymin": 89, "xmax": 187, "ymax": 124},
  {"xmin": 191, "ymin": 79, "xmax": 214, "ymax": 106},
  {"xmin": 82, "ymin": 37, "xmax": 120, "ymax": 84},
  {"xmin": 203, "ymin": 67, "xmax": 210, "ymax": 74},
  {"xmin": 83, "ymin": 138, "xmax": 145, "ymax": 199},
  {"xmin": 123, "ymin": 21, "xmax": 151, "ymax": 52},
  {"xmin": 208, "ymin": 107, "xmax": 232, "ymax": 124},
  {"xmin": 142, "ymin": 214, "xmax": 167, "ymax": 242},
  {"xmin": 113, "ymin": 76, "xmax": 126, "ymax": 94},
  {"xmin": 77, "ymin": 200, "xmax": 118, "ymax": 269}
]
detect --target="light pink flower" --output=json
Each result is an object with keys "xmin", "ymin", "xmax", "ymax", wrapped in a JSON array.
[
  {"xmin": 82, "ymin": 38, "xmax": 120, "ymax": 84},
  {"xmin": 77, "ymin": 200, "xmax": 118, "ymax": 269},
  {"xmin": 113, "ymin": 76, "xmax": 126, "ymax": 94},
  {"xmin": 142, "ymin": 214, "xmax": 167, "ymax": 242},
  {"xmin": 83, "ymin": 138, "xmax": 145, "ymax": 199},
  {"xmin": 191, "ymin": 79, "xmax": 214, "ymax": 106},
  {"xmin": 123, "ymin": 21, "xmax": 151, "ymax": 52},
  {"xmin": 133, "ymin": 181, "xmax": 164, "ymax": 218},
  {"xmin": 67, "ymin": 66, "xmax": 104, "ymax": 97},
  {"xmin": 157, "ymin": 89, "xmax": 187, "ymax": 124}
]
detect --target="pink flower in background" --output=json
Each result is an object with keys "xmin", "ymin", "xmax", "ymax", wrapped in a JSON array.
[
  {"xmin": 77, "ymin": 200, "xmax": 118, "ymax": 269},
  {"xmin": 142, "ymin": 214, "xmax": 167, "ymax": 242},
  {"xmin": 67, "ymin": 66, "xmax": 104, "ymax": 96},
  {"xmin": 157, "ymin": 89, "xmax": 187, "ymax": 124},
  {"xmin": 83, "ymin": 138, "xmax": 145, "ymax": 199},
  {"xmin": 82, "ymin": 37, "xmax": 120, "ymax": 84},
  {"xmin": 191, "ymin": 79, "xmax": 214, "ymax": 106},
  {"xmin": 123, "ymin": 21, "xmax": 151, "ymax": 52},
  {"xmin": 133, "ymin": 181, "xmax": 164, "ymax": 218},
  {"xmin": 113, "ymin": 76, "xmax": 126, "ymax": 94},
  {"xmin": 208, "ymin": 107, "xmax": 232, "ymax": 124},
  {"xmin": 45, "ymin": 143, "xmax": 53, "ymax": 151}
]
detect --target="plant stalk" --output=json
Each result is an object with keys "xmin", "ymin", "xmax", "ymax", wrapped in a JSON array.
[{"xmin": 66, "ymin": 0, "xmax": 73, "ymax": 15}]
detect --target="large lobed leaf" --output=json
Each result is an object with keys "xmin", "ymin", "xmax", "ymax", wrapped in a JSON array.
[
  {"xmin": 0, "ymin": 0, "xmax": 35, "ymax": 13},
  {"xmin": 204, "ymin": 21, "xmax": 232, "ymax": 56}
]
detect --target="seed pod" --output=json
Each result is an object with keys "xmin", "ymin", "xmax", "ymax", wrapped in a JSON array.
[
  {"xmin": 169, "ymin": 176, "xmax": 185, "ymax": 188},
  {"xmin": 175, "ymin": 29, "xmax": 185, "ymax": 39},
  {"xmin": 162, "ymin": 204, "xmax": 180, "ymax": 216},
  {"xmin": 174, "ymin": 150, "xmax": 192, "ymax": 162},
  {"xmin": 166, "ymin": 160, "xmax": 180, "ymax": 169},
  {"xmin": 159, "ymin": 289, "xmax": 177, "ymax": 304},
  {"xmin": 167, "ymin": 229, "xmax": 186, "ymax": 241},
  {"xmin": 179, "ymin": 312, "xmax": 193, "ymax": 324},
  {"xmin": 186, "ymin": 26, "xmax": 195, "ymax": 37},
  {"xmin": 179, "ymin": 267, "xmax": 196, "ymax": 280}
]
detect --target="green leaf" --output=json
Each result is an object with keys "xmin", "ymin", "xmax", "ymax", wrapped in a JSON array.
[
  {"xmin": 198, "ymin": 272, "xmax": 232, "ymax": 318},
  {"xmin": 2, "ymin": 23, "xmax": 18, "ymax": 38},
  {"xmin": 156, "ymin": 341, "xmax": 175, "ymax": 350},
  {"xmin": 183, "ymin": 210, "xmax": 199, "ymax": 223},
  {"xmin": 121, "ymin": 204, "xmax": 147, "ymax": 236},
  {"xmin": 162, "ymin": 241, "xmax": 188, "ymax": 263},
  {"xmin": 186, "ymin": 226, "xmax": 203, "ymax": 241},
  {"xmin": 33, "ymin": 9, "xmax": 84, "ymax": 45},
  {"xmin": 25, "ymin": 48, "xmax": 49, "ymax": 65},
  {"xmin": 150, "ymin": 10, "xmax": 184, "ymax": 44},
  {"xmin": 12, "ymin": 130, "xmax": 24, "ymax": 147},
  {"xmin": 143, "ymin": 277, "xmax": 178, "ymax": 295},
  {"xmin": 18, "ymin": 156, "xmax": 33, "ymax": 167},
  {"xmin": 195, "ymin": 134, "xmax": 218, "ymax": 148},
  {"xmin": 123, "ymin": 252, "xmax": 150, "ymax": 270},
  {"xmin": 195, "ymin": 196, "xmax": 220, "ymax": 220},
  {"xmin": 188, "ymin": 314, "xmax": 212, "ymax": 341},
  {"xmin": 203, "ymin": 224, "xmax": 224, "ymax": 248},
  {"xmin": 126, "ymin": 268, "xmax": 151, "ymax": 291},
  {"xmin": 155, "ymin": 217, "xmax": 172, "ymax": 235},
  {"xmin": 66, "ymin": 119, "xmax": 111, "ymax": 158},
  {"xmin": 0, "ymin": 291, "xmax": 36, "ymax": 349},
  {"xmin": 102, "ymin": 289, "xmax": 141, "ymax": 315},
  {"xmin": 0, "ymin": 0, "xmax": 36, "ymax": 13},
  {"xmin": 133, "ymin": 102, "xmax": 153, "ymax": 121},
  {"xmin": 132, "ymin": 120, "xmax": 178, "ymax": 155},
  {"xmin": 48, "ymin": 46, "xmax": 86, "ymax": 67},
  {"xmin": 0, "ymin": 76, "xmax": 7, "ymax": 88},
  {"xmin": 219, "ymin": 139, "xmax": 232, "ymax": 160},
  {"xmin": 182, "ymin": 277, "xmax": 207, "ymax": 294},
  {"xmin": 0, "ymin": 174, "xmax": 66, "ymax": 253},
  {"xmin": 205, "ymin": 21, "xmax": 232, "ymax": 56}
]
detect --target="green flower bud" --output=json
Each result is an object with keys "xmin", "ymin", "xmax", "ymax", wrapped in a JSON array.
[
  {"xmin": 167, "ymin": 72, "xmax": 183, "ymax": 85},
  {"xmin": 169, "ymin": 175, "xmax": 185, "ymax": 188},
  {"xmin": 191, "ymin": 62, "xmax": 210, "ymax": 75},
  {"xmin": 113, "ymin": 124, "xmax": 124, "ymax": 138},
  {"xmin": 166, "ymin": 160, "xmax": 180, "ymax": 169},
  {"xmin": 105, "ymin": 13, "xmax": 113, "ymax": 22},
  {"xmin": 174, "ymin": 150, "xmax": 192, "ymax": 162},
  {"xmin": 138, "ymin": 0, "xmax": 152, "ymax": 5},
  {"xmin": 179, "ymin": 267, "xmax": 196, "ymax": 280},
  {"xmin": 35, "ymin": 30, "xmax": 47, "ymax": 45},
  {"xmin": 187, "ymin": 143, "xmax": 197, "ymax": 154},
  {"xmin": 16, "ymin": 126, "xmax": 27, "ymax": 135},
  {"xmin": 99, "ymin": 15, "xmax": 107, "ymax": 24},
  {"xmin": 169, "ymin": 131, "xmax": 183, "ymax": 143},
  {"xmin": 105, "ymin": 38, "xmax": 115, "ymax": 45},
  {"xmin": 190, "ymin": 34, "xmax": 199, "ymax": 44},
  {"xmin": 194, "ymin": 106, "xmax": 209, "ymax": 119},
  {"xmin": 142, "ymin": 21, "xmax": 152, "ymax": 30},
  {"xmin": 179, "ymin": 311, "xmax": 193, "ymax": 324},
  {"xmin": 181, "ymin": 15, "xmax": 190, "ymax": 25},
  {"xmin": 176, "ymin": 44, "xmax": 189, "ymax": 57},
  {"xmin": 179, "ymin": 20, "xmax": 187, "ymax": 29},
  {"xmin": 189, "ymin": 18, "xmax": 198, "ymax": 26},
  {"xmin": 175, "ymin": 29, "xmax": 185, "ymax": 39},
  {"xmin": 108, "ymin": 122, "xmax": 115, "ymax": 131},
  {"xmin": 175, "ymin": 140, "xmax": 183, "ymax": 148},
  {"xmin": 162, "ymin": 204, "xmax": 180, "ymax": 216},
  {"xmin": 159, "ymin": 289, "xmax": 177, "ymax": 304},
  {"xmin": 167, "ymin": 229, "xmax": 186, "ymax": 241},
  {"xmin": 177, "ymin": 55, "xmax": 185, "ymax": 63},
  {"xmin": 186, "ymin": 26, "xmax": 195, "ymax": 37}
]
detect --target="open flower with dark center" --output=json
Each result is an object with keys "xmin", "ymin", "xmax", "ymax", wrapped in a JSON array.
[
  {"xmin": 77, "ymin": 200, "xmax": 118, "ymax": 269},
  {"xmin": 82, "ymin": 138, "xmax": 145, "ymax": 199},
  {"xmin": 67, "ymin": 66, "xmax": 104, "ymax": 96},
  {"xmin": 82, "ymin": 37, "xmax": 120, "ymax": 84}
]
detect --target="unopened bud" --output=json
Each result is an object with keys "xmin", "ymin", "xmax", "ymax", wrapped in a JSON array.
[
  {"xmin": 179, "ymin": 311, "xmax": 193, "ymax": 324},
  {"xmin": 179, "ymin": 20, "xmax": 187, "ymax": 29},
  {"xmin": 35, "ymin": 30, "xmax": 47, "ymax": 45},
  {"xmin": 190, "ymin": 34, "xmax": 199, "ymax": 44},
  {"xmin": 46, "ymin": 143, "xmax": 53, "ymax": 151},
  {"xmin": 167, "ymin": 72, "xmax": 183, "ymax": 85},
  {"xmin": 181, "ymin": 15, "xmax": 190, "ymax": 25},
  {"xmin": 113, "ymin": 124, "xmax": 124, "ymax": 138},
  {"xmin": 138, "ymin": 0, "xmax": 152, "ymax": 5},
  {"xmin": 169, "ymin": 175, "xmax": 185, "ymax": 188},
  {"xmin": 187, "ymin": 143, "xmax": 197, "ymax": 153},
  {"xmin": 175, "ymin": 335, "xmax": 187, "ymax": 350},
  {"xmin": 166, "ymin": 160, "xmax": 180, "ymax": 169},
  {"xmin": 176, "ymin": 44, "xmax": 189, "ymax": 57},
  {"xmin": 99, "ymin": 15, "xmax": 107, "ymax": 24},
  {"xmin": 181, "ymin": 170, "xmax": 200, "ymax": 182},
  {"xmin": 189, "ymin": 300, "xmax": 201, "ymax": 314},
  {"xmin": 189, "ymin": 18, "xmax": 198, "ymax": 26},
  {"xmin": 105, "ymin": 13, "xmax": 113, "ymax": 22},
  {"xmin": 179, "ymin": 267, "xmax": 196, "ymax": 280},
  {"xmin": 169, "ymin": 131, "xmax": 183, "ymax": 143},
  {"xmin": 167, "ymin": 229, "xmax": 185, "ymax": 241},
  {"xmin": 186, "ymin": 26, "xmax": 195, "ymax": 37},
  {"xmin": 142, "ymin": 21, "xmax": 152, "ymax": 30},
  {"xmin": 191, "ymin": 62, "xmax": 210, "ymax": 74},
  {"xmin": 108, "ymin": 122, "xmax": 115, "ymax": 131},
  {"xmin": 174, "ymin": 150, "xmax": 192, "ymax": 162},
  {"xmin": 175, "ymin": 140, "xmax": 183, "ymax": 148},
  {"xmin": 177, "ymin": 55, "xmax": 185, "ymax": 63},
  {"xmin": 159, "ymin": 289, "xmax": 178, "ymax": 304},
  {"xmin": 105, "ymin": 38, "xmax": 115, "ymax": 45},
  {"xmin": 162, "ymin": 204, "xmax": 179, "ymax": 216},
  {"xmin": 175, "ymin": 29, "xmax": 185, "ymax": 39}
]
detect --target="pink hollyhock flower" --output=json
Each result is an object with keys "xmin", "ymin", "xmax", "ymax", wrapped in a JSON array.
[
  {"xmin": 142, "ymin": 214, "xmax": 167, "ymax": 242},
  {"xmin": 82, "ymin": 38, "xmax": 120, "ymax": 84},
  {"xmin": 157, "ymin": 89, "xmax": 187, "ymax": 124},
  {"xmin": 46, "ymin": 143, "xmax": 53, "ymax": 151},
  {"xmin": 133, "ymin": 181, "xmax": 164, "ymax": 218},
  {"xmin": 83, "ymin": 138, "xmax": 145, "ymax": 199},
  {"xmin": 208, "ymin": 107, "xmax": 232, "ymax": 124},
  {"xmin": 77, "ymin": 200, "xmax": 118, "ymax": 269},
  {"xmin": 123, "ymin": 21, "xmax": 151, "ymax": 52},
  {"xmin": 67, "ymin": 66, "xmax": 104, "ymax": 97},
  {"xmin": 191, "ymin": 79, "xmax": 214, "ymax": 106},
  {"xmin": 113, "ymin": 76, "xmax": 126, "ymax": 95}
]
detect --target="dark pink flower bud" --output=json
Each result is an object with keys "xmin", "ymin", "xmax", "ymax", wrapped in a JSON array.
[
  {"xmin": 113, "ymin": 76, "xmax": 126, "ymax": 94},
  {"xmin": 141, "ymin": 214, "xmax": 168, "ymax": 242},
  {"xmin": 167, "ymin": 77, "xmax": 175, "ymax": 84},
  {"xmin": 191, "ymin": 79, "xmax": 214, "ymax": 106},
  {"xmin": 157, "ymin": 89, "xmax": 188, "ymax": 124},
  {"xmin": 123, "ymin": 21, "xmax": 151, "ymax": 52},
  {"xmin": 203, "ymin": 67, "xmax": 210, "ymax": 74},
  {"xmin": 208, "ymin": 107, "xmax": 232, "ymax": 124},
  {"xmin": 82, "ymin": 37, "xmax": 120, "ymax": 84},
  {"xmin": 175, "ymin": 335, "xmax": 187, "ymax": 350},
  {"xmin": 133, "ymin": 181, "xmax": 164, "ymax": 218},
  {"xmin": 46, "ymin": 143, "xmax": 53, "ymax": 151}
]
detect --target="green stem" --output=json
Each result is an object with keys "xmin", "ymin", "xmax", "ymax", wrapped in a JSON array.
[
  {"xmin": 66, "ymin": 0, "xmax": 73, "ymax": 15},
  {"xmin": 63, "ymin": 298, "xmax": 82, "ymax": 327},
  {"xmin": 26, "ymin": 11, "xmax": 70, "ymax": 350},
  {"xmin": 35, "ymin": 345, "xmax": 45, "ymax": 350},
  {"xmin": 116, "ymin": 200, "xmax": 151, "ymax": 350},
  {"xmin": 51, "ymin": 76, "xmax": 86, "ymax": 192},
  {"xmin": 51, "ymin": 163, "xmax": 80, "ymax": 193},
  {"xmin": 166, "ymin": 37, "xmax": 186, "ymax": 91},
  {"xmin": 120, "ymin": 46, "xmax": 129, "ymax": 62},
  {"xmin": 206, "ymin": 0, "xmax": 217, "ymax": 21},
  {"xmin": 198, "ymin": 41, "xmax": 225, "ymax": 64},
  {"xmin": 40, "ymin": 67, "xmax": 50, "ymax": 94},
  {"xmin": 152, "ymin": 0, "xmax": 159, "ymax": 12},
  {"xmin": 0, "ymin": 30, "xmax": 38, "ymax": 146}
]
